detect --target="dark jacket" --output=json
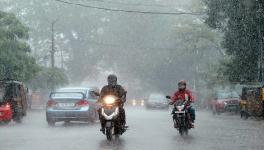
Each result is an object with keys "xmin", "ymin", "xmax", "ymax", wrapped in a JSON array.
[{"xmin": 99, "ymin": 85, "xmax": 126, "ymax": 104}]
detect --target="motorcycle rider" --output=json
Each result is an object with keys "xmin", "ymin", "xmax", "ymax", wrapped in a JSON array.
[
  {"xmin": 170, "ymin": 80, "xmax": 196, "ymax": 127},
  {"xmin": 98, "ymin": 74, "xmax": 127, "ymax": 134}
]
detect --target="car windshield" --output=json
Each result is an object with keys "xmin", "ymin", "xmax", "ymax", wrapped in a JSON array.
[
  {"xmin": 51, "ymin": 92, "xmax": 84, "ymax": 99},
  {"xmin": 217, "ymin": 91, "xmax": 239, "ymax": 99},
  {"xmin": 149, "ymin": 94, "xmax": 165, "ymax": 102}
]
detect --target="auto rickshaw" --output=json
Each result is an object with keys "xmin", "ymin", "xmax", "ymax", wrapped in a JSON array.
[
  {"xmin": 240, "ymin": 86, "xmax": 264, "ymax": 120},
  {"xmin": 0, "ymin": 80, "xmax": 27, "ymax": 123}
]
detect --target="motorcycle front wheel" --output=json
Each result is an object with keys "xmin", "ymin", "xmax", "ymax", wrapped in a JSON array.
[
  {"xmin": 106, "ymin": 128, "xmax": 112, "ymax": 141},
  {"xmin": 179, "ymin": 127, "xmax": 184, "ymax": 136}
]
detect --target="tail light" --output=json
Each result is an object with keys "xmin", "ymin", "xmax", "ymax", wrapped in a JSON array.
[
  {"xmin": 76, "ymin": 100, "xmax": 89, "ymax": 106},
  {"xmin": 5, "ymin": 103, "xmax": 10, "ymax": 108},
  {"xmin": 0, "ymin": 103, "xmax": 10, "ymax": 109},
  {"xmin": 47, "ymin": 100, "xmax": 57, "ymax": 107}
]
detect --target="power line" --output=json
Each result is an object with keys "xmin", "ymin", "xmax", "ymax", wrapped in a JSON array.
[
  {"xmin": 77, "ymin": 39, "xmax": 177, "ymax": 51},
  {"xmin": 55, "ymin": 0, "xmax": 204, "ymax": 16},
  {"xmin": 72, "ymin": 0, "xmax": 186, "ymax": 9}
]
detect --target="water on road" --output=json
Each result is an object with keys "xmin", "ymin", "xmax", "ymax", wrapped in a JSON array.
[{"xmin": 1, "ymin": 107, "xmax": 264, "ymax": 150}]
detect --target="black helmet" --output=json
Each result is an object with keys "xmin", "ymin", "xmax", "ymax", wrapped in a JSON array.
[
  {"xmin": 107, "ymin": 74, "xmax": 117, "ymax": 86},
  {"xmin": 178, "ymin": 80, "xmax": 187, "ymax": 91}
]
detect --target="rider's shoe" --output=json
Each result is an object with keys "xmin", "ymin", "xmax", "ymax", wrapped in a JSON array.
[
  {"xmin": 174, "ymin": 123, "xmax": 178, "ymax": 128},
  {"xmin": 100, "ymin": 128, "xmax": 105, "ymax": 134},
  {"xmin": 190, "ymin": 122, "xmax": 194, "ymax": 128}
]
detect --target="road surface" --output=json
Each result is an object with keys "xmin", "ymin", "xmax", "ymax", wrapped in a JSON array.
[{"xmin": 1, "ymin": 107, "xmax": 264, "ymax": 150}]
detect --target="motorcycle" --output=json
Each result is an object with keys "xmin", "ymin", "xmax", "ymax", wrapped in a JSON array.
[
  {"xmin": 166, "ymin": 96, "xmax": 192, "ymax": 136},
  {"xmin": 100, "ymin": 95, "xmax": 127, "ymax": 141}
]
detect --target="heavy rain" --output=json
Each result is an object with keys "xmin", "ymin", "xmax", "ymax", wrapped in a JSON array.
[{"xmin": 0, "ymin": 0, "xmax": 264, "ymax": 150}]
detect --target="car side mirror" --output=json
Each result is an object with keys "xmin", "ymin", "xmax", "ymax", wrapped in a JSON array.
[{"xmin": 91, "ymin": 91, "xmax": 100, "ymax": 97}]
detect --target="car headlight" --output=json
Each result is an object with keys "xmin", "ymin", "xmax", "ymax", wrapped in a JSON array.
[
  {"xmin": 104, "ymin": 95, "xmax": 116, "ymax": 105},
  {"xmin": 224, "ymin": 102, "xmax": 227, "ymax": 105}
]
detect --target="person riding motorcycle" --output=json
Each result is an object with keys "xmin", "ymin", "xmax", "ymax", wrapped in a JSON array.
[
  {"xmin": 97, "ymin": 74, "xmax": 127, "ymax": 133},
  {"xmin": 170, "ymin": 80, "xmax": 196, "ymax": 127}
]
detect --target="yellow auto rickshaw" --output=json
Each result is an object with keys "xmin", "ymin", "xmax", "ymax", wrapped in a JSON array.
[{"xmin": 240, "ymin": 86, "xmax": 264, "ymax": 120}]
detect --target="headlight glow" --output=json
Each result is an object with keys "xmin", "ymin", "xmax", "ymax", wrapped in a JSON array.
[
  {"xmin": 177, "ymin": 105, "xmax": 184, "ymax": 111},
  {"xmin": 104, "ymin": 96, "xmax": 116, "ymax": 105}
]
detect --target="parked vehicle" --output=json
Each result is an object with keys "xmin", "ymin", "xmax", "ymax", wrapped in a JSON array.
[
  {"xmin": 100, "ymin": 94, "xmax": 127, "ymax": 141},
  {"xmin": 0, "ymin": 80, "xmax": 27, "ymax": 123},
  {"xmin": 211, "ymin": 90, "xmax": 240, "ymax": 114},
  {"xmin": 46, "ymin": 90, "xmax": 99, "ymax": 126},
  {"xmin": 145, "ymin": 93, "xmax": 169, "ymax": 109},
  {"xmin": 240, "ymin": 86, "xmax": 264, "ymax": 120},
  {"xmin": 166, "ymin": 96, "xmax": 192, "ymax": 136}
]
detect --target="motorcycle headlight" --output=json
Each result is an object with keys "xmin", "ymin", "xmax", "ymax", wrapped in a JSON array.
[
  {"xmin": 104, "ymin": 96, "xmax": 116, "ymax": 105},
  {"xmin": 177, "ymin": 105, "xmax": 184, "ymax": 111}
]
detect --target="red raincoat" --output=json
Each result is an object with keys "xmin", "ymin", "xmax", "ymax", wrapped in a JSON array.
[{"xmin": 171, "ymin": 89, "xmax": 194, "ymax": 104}]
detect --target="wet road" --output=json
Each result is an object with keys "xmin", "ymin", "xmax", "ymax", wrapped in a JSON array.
[{"xmin": 1, "ymin": 107, "xmax": 264, "ymax": 150}]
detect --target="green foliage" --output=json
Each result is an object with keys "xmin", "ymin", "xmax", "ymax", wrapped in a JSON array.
[
  {"xmin": 0, "ymin": 11, "xmax": 39, "ymax": 81},
  {"xmin": 204, "ymin": 0, "xmax": 264, "ymax": 82},
  {"xmin": 29, "ymin": 67, "xmax": 68, "ymax": 90},
  {"xmin": 1, "ymin": 0, "xmax": 223, "ymax": 93}
]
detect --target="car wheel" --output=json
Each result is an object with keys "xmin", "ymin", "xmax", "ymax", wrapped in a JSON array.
[
  {"xmin": 14, "ymin": 112, "xmax": 22, "ymax": 123},
  {"xmin": 216, "ymin": 110, "xmax": 221, "ymax": 115},
  {"xmin": 64, "ymin": 121, "xmax": 70, "ymax": 124},
  {"xmin": 1, "ymin": 120, "xmax": 11, "ymax": 125},
  {"xmin": 212, "ymin": 106, "xmax": 217, "ymax": 115},
  {"xmin": 241, "ymin": 111, "xmax": 248, "ymax": 120},
  {"xmin": 89, "ymin": 110, "xmax": 96, "ymax": 123},
  {"xmin": 47, "ymin": 119, "xmax": 55, "ymax": 126}
]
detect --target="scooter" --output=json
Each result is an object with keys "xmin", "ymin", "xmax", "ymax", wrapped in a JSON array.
[{"xmin": 100, "ymin": 95, "xmax": 127, "ymax": 141}]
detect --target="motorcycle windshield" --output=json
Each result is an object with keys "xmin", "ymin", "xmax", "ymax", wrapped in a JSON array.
[{"xmin": 175, "ymin": 100, "xmax": 184, "ymax": 106}]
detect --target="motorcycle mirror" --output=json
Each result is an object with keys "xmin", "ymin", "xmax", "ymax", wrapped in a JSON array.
[{"xmin": 166, "ymin": 96, "xmax": 171, "ymax": 99}]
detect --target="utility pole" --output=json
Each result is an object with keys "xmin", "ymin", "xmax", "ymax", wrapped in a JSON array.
[
  {"xmin": 60, "ymin": 48, "xmax": 64, "ymax": 69},
  {"xmin": 257, "ymin": 1, "xmax": 263, "ymax": 83},
  {"xmin": 51, "ymin": 19, "xmax": 58, "ymax": 68},
  {"xmin": 50, "ymin": 19, "xmax": 58, "ymax": 92}
]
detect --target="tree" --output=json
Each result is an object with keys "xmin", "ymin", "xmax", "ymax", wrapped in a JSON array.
[
  {"xmin": 0, "ymin": 11, "xmax": 39, "ymax": 81},
  {"xmin": 29, "ymin": 67, "xmax": 68, "ymax": 90},
  {"xmin": 204, "ymin": 0, "xmax": 264, "ymax": 82}
]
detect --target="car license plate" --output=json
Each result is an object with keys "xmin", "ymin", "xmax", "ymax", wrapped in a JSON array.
[{"xmin": 58, "ymin": 103, "xmax": 75, "ymax": 108}]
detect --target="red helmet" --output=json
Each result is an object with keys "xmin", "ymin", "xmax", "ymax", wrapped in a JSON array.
[{"xmin": 178, "ymin": 80, "xmax": 187, "ymax": 90}]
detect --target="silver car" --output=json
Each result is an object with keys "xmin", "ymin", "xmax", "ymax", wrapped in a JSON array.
[
  {"xmin": 46, "ymin": 87, "xmax": 99, "ymax": 126},
  {"xmin": 145, "ymin": 93, "xmax": 169, "ymax": 109}
]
